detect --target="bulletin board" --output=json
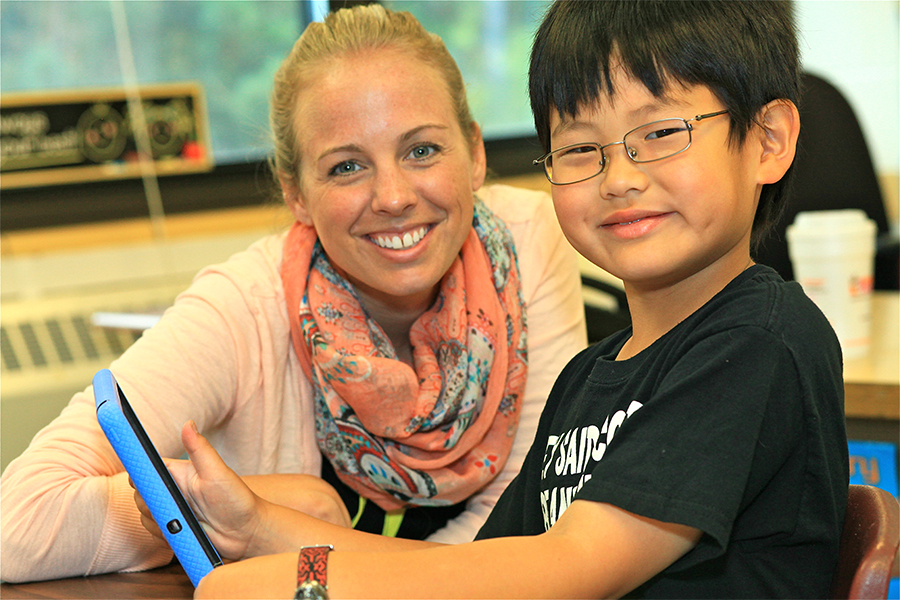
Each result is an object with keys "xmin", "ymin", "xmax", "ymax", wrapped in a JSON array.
[{"xmin": 0, "ymin": 83, "xmax": 212, "ymax": 190}]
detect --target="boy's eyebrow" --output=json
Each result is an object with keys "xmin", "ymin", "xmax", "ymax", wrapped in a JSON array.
[
  {"xmin": 551, "ymin": 95, "xmax": 694, "ymax": 139},
  {"xmin": 626, "ymin": 96, "xmax": 691, "ymax": 120},
  {"xmin": 551, "ymin": 117, "xmax": 594, "ymax": 139}
]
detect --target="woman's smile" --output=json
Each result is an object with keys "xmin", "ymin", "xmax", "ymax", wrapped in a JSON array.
[{"xmin": 369, "ymin": 224, "xmax": 431, "ymax": 250}]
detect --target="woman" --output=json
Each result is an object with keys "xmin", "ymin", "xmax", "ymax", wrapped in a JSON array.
[{"xmin": 0, "ymin": 4, "xmax": 586, "ymax": 583}]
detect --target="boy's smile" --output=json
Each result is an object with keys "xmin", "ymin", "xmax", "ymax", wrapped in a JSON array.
[
  {"xmin": 600, "ymin": 209, "xmax": 673, "ymax": 240},
  {"xmin": 548, "ymin": 69, "xmax": 762, "ymax": 301}
]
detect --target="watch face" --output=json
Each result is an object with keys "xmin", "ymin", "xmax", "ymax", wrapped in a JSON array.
[{"xmin": 294, "ymin": 581, "xmax": 328, "ymax": 600}]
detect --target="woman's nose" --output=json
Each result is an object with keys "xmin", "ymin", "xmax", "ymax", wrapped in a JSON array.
[{"xmin": 371, "ymin": 165, "xmax": 417, "ymax": 215}]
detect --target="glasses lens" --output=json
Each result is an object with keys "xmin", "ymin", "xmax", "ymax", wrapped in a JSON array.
[
  {"xmin": 625, "ymin": 119, "xmax": 691, "ymax": 163},
  {"xmin": 546, "ymin": 144, "xmax": 602, "ymax": 184}
]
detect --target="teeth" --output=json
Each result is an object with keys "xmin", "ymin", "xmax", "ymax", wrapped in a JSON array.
[{"xmin": 372, "ymin": 226, "xmax": 428, "ymax": 250}]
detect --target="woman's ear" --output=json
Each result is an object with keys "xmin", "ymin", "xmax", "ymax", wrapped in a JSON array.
[
  {"xmin": 279, "ymin": 172, "xmax": 313, "ymax": 226},
  {"xmin": 469, "ymin": 122, "xmax": 487, "ymax": 191},
  {"xmin": 755, "ymin": 99, "xmax": 800, "ymax": 185}
]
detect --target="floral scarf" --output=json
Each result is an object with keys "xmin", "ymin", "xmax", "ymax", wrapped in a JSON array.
[{"xmin": 281, "ymin": 199, "xmax": 527, "ymax": 510}]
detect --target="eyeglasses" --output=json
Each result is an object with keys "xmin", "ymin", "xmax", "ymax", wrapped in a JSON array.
[{"xmin": 533, "ymin": 110, "xmax": 729, "ymax": 185}]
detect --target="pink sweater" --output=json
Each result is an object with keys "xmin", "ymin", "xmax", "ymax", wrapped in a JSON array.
[{"xmin": 0, "ymin": 184, "xmax": 587, "ymax": 583}]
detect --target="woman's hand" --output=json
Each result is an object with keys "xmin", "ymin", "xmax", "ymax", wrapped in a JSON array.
[
  {"xmin": 133, "ymin": 421, "xmax": 269, "ymax": 561},
  {"xmin": 242, "ymin": 473, "xmax": 351, "ymax": 529}
]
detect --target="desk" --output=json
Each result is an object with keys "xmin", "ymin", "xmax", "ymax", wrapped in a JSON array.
[
  {"xmin": 0, "ymin": 563, "xmax": 193, "ymax": 599},
  {"xmin": 844, "ymin": 292, "xmax": 900, "ymax": 421}
]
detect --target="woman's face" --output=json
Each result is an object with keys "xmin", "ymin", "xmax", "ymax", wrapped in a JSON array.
[{"xmin": 285, "ymin": 47, "xmax": 486, "ymax": 313}]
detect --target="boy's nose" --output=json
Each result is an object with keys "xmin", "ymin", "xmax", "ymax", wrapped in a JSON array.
[{"xmin": 598, "ymin": 144, "xmax": 648, "ymax": 199}]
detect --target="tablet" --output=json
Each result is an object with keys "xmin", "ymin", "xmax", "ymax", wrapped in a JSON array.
[{"xmin": 93, "ymin": 368, "xmax": 223, "ymax": 586}]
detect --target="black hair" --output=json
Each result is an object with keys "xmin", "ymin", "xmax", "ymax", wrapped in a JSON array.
[{"xmin": 529, "ymin": 0, "xmax": 800, "ymax": 247}]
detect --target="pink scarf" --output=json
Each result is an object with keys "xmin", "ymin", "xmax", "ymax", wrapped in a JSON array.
[{"xmin": 282, "ymin": 200, "xmax": 527, "ymax": 510}]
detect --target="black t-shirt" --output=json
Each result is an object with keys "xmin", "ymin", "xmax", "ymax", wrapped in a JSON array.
[{"xmin": 476, "ymin": 266, "xmax": 848, "ymax": 599}]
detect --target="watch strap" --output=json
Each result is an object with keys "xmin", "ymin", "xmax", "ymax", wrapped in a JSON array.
[{"xmin": 294, "ymin": 544, "xmax": 333, "ymax": 600}]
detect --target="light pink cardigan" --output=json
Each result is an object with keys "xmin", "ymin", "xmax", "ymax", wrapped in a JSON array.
[{"xmin": 0, "ymin": 184, "xmax": 587, "ymax": 583}]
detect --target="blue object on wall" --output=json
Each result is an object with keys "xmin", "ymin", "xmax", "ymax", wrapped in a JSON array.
[{"xmin": 848, "ymin": 440, "xmax": 899, "ymax": 496}]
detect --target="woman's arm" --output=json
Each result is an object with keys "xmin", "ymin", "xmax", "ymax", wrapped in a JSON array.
[
  {"xmin": 0, "ymin": 397, "xmax": 175, "ymax": 583},
  {"xmin": 0, "ymin": 240, "xmax": 288, "ymax": 582}
]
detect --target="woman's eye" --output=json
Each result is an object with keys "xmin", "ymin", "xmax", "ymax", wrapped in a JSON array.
[
  {"xmin": 407, "ymin": 144, "xmax": 439, "ymax": 161},
  {"xmin": 328, "ymin": 160, "xmax": 363, "ymax": 177}
]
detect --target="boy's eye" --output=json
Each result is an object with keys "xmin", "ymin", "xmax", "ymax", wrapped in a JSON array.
[
  {"xmin": 556, "ymin": 144, "xmax": 599, "ymax": 161},
  {"xmin": 328, "ymin": 160, "xmax": 363, "ymax": 176},
  {"xmin": 565, "ymin": 145, "xmax": 597, "ymax": 154},
  {"xmin": 643, "ymin": 125, "xmax": 687, "ymax": 141}
]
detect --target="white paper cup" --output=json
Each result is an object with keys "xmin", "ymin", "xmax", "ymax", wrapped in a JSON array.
[{"xmin": 786, "ymin": 209, "xmax": 877, "ymax": 359}]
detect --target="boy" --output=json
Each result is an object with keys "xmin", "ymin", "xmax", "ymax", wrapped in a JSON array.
[
  {"xmin": 148, "ymin": 2, "xmax": 848, "ymax": 597},
  {"xmin": 477, "ymin": 3, "xmax": 848, "ymax": 597}
]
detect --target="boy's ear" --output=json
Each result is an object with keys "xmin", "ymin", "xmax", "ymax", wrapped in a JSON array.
[
  {"xmin": 754, "ymin": 99, "xmax": 800, "ymax": 185},
  {"xmin": 279, "ymin": 172, "xmax": 313, "ymax": 226}
]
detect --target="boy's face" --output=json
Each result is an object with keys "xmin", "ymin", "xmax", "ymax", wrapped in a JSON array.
[{"xmin": 548, "ymin": 70, "xmax": 762, "ymax": 295}]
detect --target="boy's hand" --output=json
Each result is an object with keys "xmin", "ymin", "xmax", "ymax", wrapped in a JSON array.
[{"xmin": 133, "ymin": 421, "xmax": 268, "ymax": 561}]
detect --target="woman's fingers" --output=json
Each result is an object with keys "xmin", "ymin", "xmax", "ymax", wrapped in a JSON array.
[
  {"xmin": 180, "ymin": 420, "xmax": 232, "ymax": 482},
  {"xmin": 133, "ymin": 488, "xmax": 165, "ymax": 540}
]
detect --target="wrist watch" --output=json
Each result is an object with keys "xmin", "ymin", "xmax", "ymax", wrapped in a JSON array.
[{"xmin": 294, "ymin": 545, "xmax": 333, "ymax": 600}]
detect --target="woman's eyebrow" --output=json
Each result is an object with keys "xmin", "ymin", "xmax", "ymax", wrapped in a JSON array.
[
  {"xmin": 317, "ymin": 144, "xmax": 363, "ymax": 162},
  {"xmin": 398, "ymin": 123, "xmax": 449, "ymax": 143},
  {"xmin": 316, "ymin": 124, "xmax": 450, "ymax": 162}
]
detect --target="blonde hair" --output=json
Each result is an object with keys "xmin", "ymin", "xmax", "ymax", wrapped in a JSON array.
[{"xmin": 270, "ymin": 4, "xmax": 476, "ymax": 188}]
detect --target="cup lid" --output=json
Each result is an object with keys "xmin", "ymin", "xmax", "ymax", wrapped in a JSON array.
[{"xmin": 791, "ymin": 209, "xmax": 876, "ymax": 231}]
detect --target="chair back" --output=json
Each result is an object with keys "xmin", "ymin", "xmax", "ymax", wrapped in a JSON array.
[
  {"xmin": 830, "ymin": 484, "xmax": 900, "ymax": 599},
  {"xmin": 754, "ymin": 73, "xmax": 896, "ymax": 289}
]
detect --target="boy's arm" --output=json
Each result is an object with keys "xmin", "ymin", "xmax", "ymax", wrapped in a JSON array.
[{"xmin": 196, "ymin": 499, "xmax": 700, "ymax": 599}]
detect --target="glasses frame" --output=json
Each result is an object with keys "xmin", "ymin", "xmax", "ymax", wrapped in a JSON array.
[{"xmin": 533, "ymin": 110, "xmax": 730, "ymax": 185}]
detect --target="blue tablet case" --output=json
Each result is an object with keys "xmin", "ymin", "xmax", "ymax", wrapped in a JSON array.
[{"xmin": 93, "ymin": 369, "xmax": 222, "ymax": 586}]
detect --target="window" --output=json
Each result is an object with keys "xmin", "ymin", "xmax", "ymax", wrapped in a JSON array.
[
  {"xmin": 1, "ymin": 0, "xmax": 313, "ymax": 164},
  {"xmin": 383, "ymin": 1, "xmax": 551, "ymax": 141}
]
